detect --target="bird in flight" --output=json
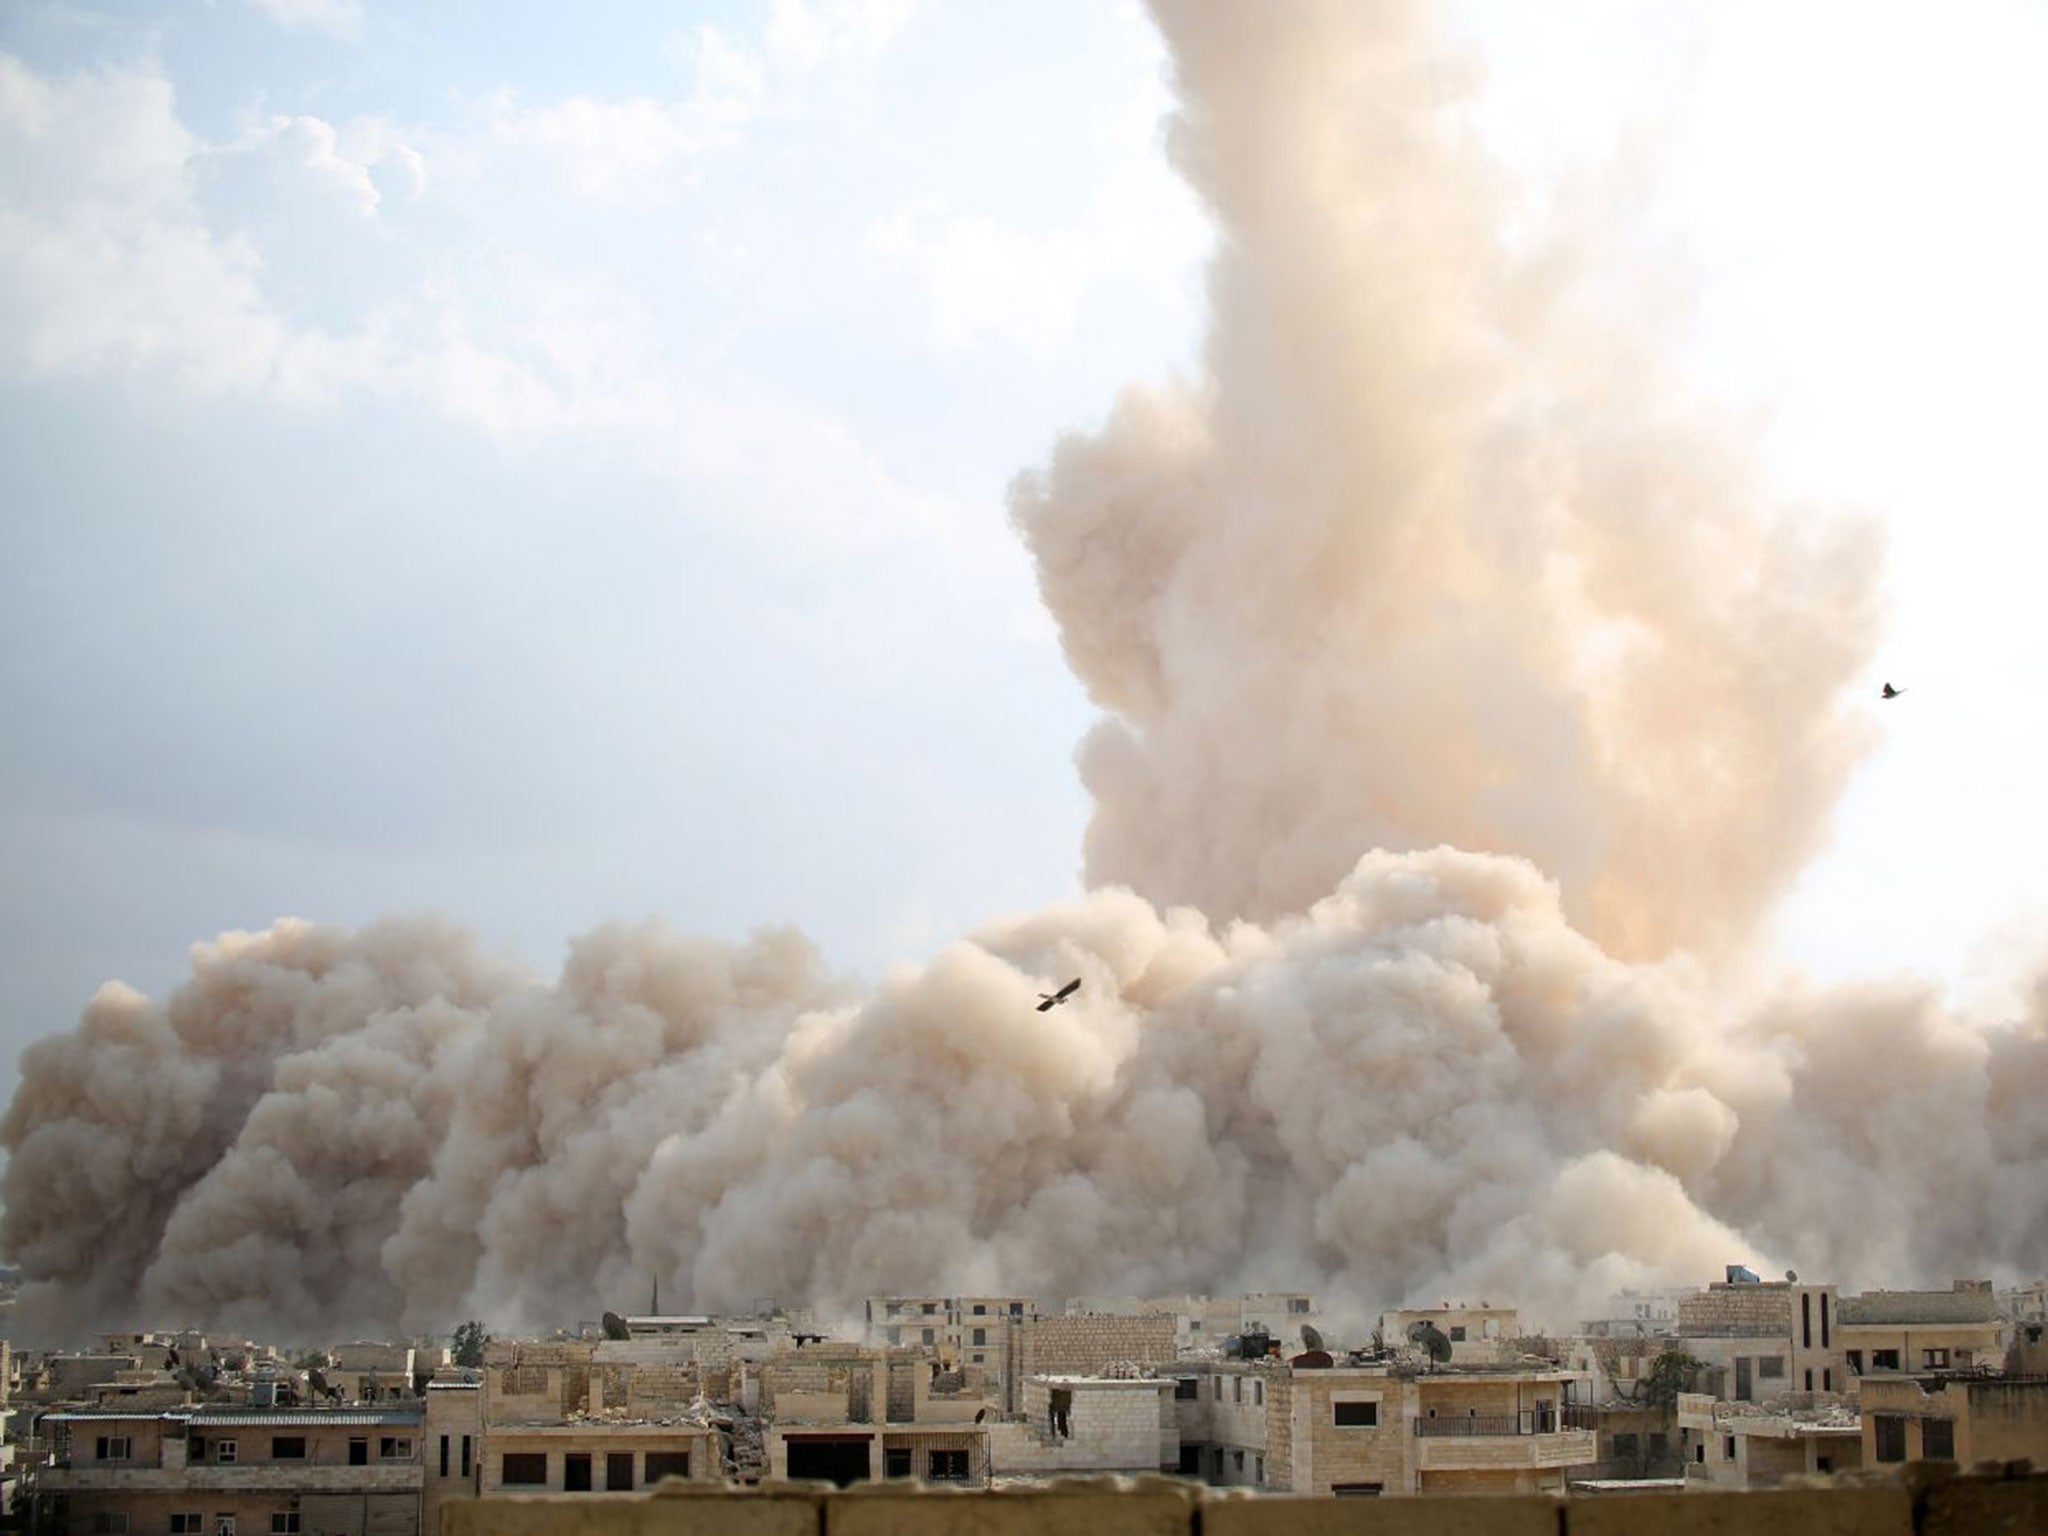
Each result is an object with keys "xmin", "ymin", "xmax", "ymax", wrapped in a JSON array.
[
  {"xmin": 1036, "ymin": 979, "xmax": 1080, "ymax": 1012},
  {"xmin": 1881, "ymin": 682, "xmax": 1906, "ymax": 699}
]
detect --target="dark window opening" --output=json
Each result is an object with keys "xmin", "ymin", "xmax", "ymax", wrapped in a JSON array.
[
  {"xmin": 563, "ymin": 1453, "xmax": 592, "ymax": 1492},
  {"xmin": 1847, "ymin": 1351, "xmax": 1864, "ymax": 1375},
  {"xmin": 971, "ymin": 1328, "xmax": 986, "ymax": 1347},
  {"xmin": 1821, "ymin": 1292, "xmax": 1831, "ymax": 1347},
  {"xmin": 1817, "ymin": 1455, "xmax": 1834, "ymax": 1473},
  {"xmin": 1802, "ymin": 1291, "xmax": 1813, "ymax": 1349},
  {"xmin": 1333, "ymin": 1400, "xmax": 1378, "ymax": 1427},
  {"xmin": 1923, "ymin": 1348, "xmax": 1950, "ymax": 1369},
  {"xmin": 644, "ymin": 1451, "xmax": 692, "ymax": 1484},
  {"xmin": 1612, "ymin": 1432, "xmax": 1640, "ymax": 1459},
  {"xmin": 884, "ymin": 1448, "xmax": 913, "ymax": 1479},
  {"xmin": 1823, "ymin": 1369, "xmax": 1833, "ymax": 1392},
  {"xmin": 1922, "ymin": 1419, "xmax": 1955, "ymax": 1460},
  {"xmin": 439, "ymin": 1436, "xmax": 450, "ymax": 1477},
  {"xmin": 606, "ymin": 1452, "xmax": 634, "ymax": 1491},
  {"xmin": 1331, "ymin": 1483, "xmax": 1383, "ymax": 1497},
  {"xmin": 270, "ymin": 1437, "xmax": 305, "ymax": 1461},
  {"xmin": 1648, "ymin": 1432, "xmax": 1668, "ymax": 1460},
  {"xmin": 1177, "ymin": 1444, "xmax": 1201, "ymax": 1475},
  {"xmin": 348, "ymin": 1439, "xmax": 367, "ymax": 1467},
  {"xmin": 1174, "ymin": 1378, "xmax": 1199, "ymax": 1400},
  {"xmin": 1448, "ymin": 1326, "xmax": 1467, "ymax": 1342},
  {"xmin": 461, "ymin": 1436, "xmax": 472, "ymax": 1477},
  {"xmin": 784, "ymin": 1439, "xmax": 867, "ymax": 1487},
  {"xmin": 972, "ymin": 1304, "xmax": 986, "ymax": 1315},
  {"xmin": 1872, "ymin": 1350, "xmax": 1901, "ymax": 1371},
  {"xmin": 1723, "ymin": 1435, "xmax": 1736, "ymax": 1461},
  {"xmin": 927, "ymin": 1450, "xmax": 969, "ymax": 1483},
  {"xmin": 1874, "ymin": 1416, "xmax": 1907, "ymax": 1464},
  {"xmin": 502, "ymin": 1453, "xmax": 548, "ymax": 1486},
  {"xmin": 1758, "ymin": 1356, "xmax": 1785, "ymax": 1380}
]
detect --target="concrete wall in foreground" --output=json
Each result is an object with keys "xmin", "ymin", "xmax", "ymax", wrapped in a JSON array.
[{"xmin": 442, "ymin": 1468, "xmax": 2045, "ymax": 1536}]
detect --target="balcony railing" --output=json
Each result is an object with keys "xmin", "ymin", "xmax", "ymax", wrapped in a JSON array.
[{"xmin": 1413, "ymin": 1412, "xmax": 1561, "ymax": 1438}]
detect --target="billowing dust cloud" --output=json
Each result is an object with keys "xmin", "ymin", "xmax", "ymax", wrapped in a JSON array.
[{"xmin": 5, "ymin": 0, "xmax": 2045, "ymax": 1342}]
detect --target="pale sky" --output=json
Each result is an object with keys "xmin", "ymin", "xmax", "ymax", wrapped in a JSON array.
[{"xmin": 4, "ymin": 0, "xmax": 2046, "ymax": 1116}]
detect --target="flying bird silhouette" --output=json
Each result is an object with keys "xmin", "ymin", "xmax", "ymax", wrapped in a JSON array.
[
  {"xmin": 1881, "ymin": 682, "xmax": 1905, "ymax": 699},
  {"xmin": 1036, "ymin": 979, "xmax": 1080, "ymax": 1012}
]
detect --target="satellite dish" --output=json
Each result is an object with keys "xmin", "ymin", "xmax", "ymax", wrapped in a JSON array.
[
  {"xmin": 601, "ymin": 1311, "xmax": 631, "ymax": 1341},
  {"xmin": 1300, "ymin": 1323, "xmax": 1325, "ymax": 1353},
  {"xmin": 1406, "ymin": 1321, "xmax": 1454, "ymax": 1365},
  {"xmin": 1785, "ymin": 1270, "xmax": 1799, "ymax": 1283}
]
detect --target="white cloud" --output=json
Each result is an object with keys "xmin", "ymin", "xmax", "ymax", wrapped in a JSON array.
[{"xmin": 243, "ymin": 0, "xmax": 364, "ymax": 39}]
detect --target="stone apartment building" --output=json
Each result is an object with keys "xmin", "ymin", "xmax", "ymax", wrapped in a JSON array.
[
  {"xmin": 1837, "ymin": 1283, "xmax": 2006, "ymax": 1382},
  {"xmin": 1000, "ymin": 1313, "xmax": 1178, "ymax": 1414},
  {"xmin": 986, "ymin": 1376, "xmax": 1179, "ymax": 1479},
  {"xmin": 1175, "ymin": 1359, "xmax": 1595, "ymax": 1496},
  {"xmin": 34, "ymin": 1404, "xmax": 424, "ymax": 1536},
  {"xmin": 862, "ymin": 1296, "xmax": 1035, "ymax": 1403}
]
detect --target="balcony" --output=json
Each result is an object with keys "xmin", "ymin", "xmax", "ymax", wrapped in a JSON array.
[{"xmin": 1411, "ymin": 1416, "xmax": 1597, "ymax": 1474}]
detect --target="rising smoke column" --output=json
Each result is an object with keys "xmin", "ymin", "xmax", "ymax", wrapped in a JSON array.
[
  {"xmin": 4, "ymin": 0, "xmax": 2046, "ymax": 1343},
  {"xmin": 1014, "ymin": 0, "xmax": 1882, "ymax": 960}
]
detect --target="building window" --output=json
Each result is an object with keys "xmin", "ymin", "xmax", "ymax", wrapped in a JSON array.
[
  {"xmin": 1255, "ymin": 1454, "xmax": 1264, "ymax": 1483},
  {"xmin": 215, "ymin": 1517, "xmax": 236, "ymax": 1536},
  {"xmin": 973, "ymin": 1304, "xmax": 986, "ymax": 1315},
  {"xmin": 1847, "ymin": 1351, "xmax": 1864, "ymax": 1374},
  {"xmin": 1758, "ymin": 1357, "xmax": 1785, "ymax": 1380},
  {"xmin": 1649, "ymin": 1432, "xmax": 1668, "ymax": 1460},
  {"xmin": 563, "ymin": 1453, "xmax": 592, "ymax": 1492},
  {"xmin": 1922, "ymin": 1419, "xmax": 1956, "ymax": 1460},
  {"xmin": 1613, "ymin": 1432, "xmax": 1640, "ymax": 1459},
  {"xmin": 1448, "ymin": 1326, "xmax": 1467, "ymax": 1342},
  {"xmin": 1254, "ymin": 1380, "xmax": 1264, "ymax": 1406},
  {"xmin": 972, "ymin": 1328, "xmax": 986, "ymax": 1347},
  {"xmin": 90, "ymin": 1516, "xmax": 127, "ymax": 1535},
  {"xmin": 885, "ymin": 1448, "xmax": 913, "ymax": 1478},
  {"xmin": 922, "ymin": 1303, "xmax": 936, "ymax": 1315},
  {"xmin": 461, "ymin": 1436, "xmax": 473, "ymax": 1477},
  {"xmin": 379, "ymin": 1438, "xmax": 412, "ymax": 1460},
  {"xmin": 1821, "ymin": 1292, "xmax": 1831, "ymax": 1347},
  {"xmin": 502, "ymin": 1453, "xmax": 548, "ymax": 1486},
  {"xmin": 269, "ymin": 1517, "xmax": 300, "ymax": 1535},
  {"xmin": 1723, "ymin": 1436, "xmax": 1736, "ymax": 1461},
  {"xmin": 1331, "ymin": 1483, "xmax": 1383, "ymax": 1497},
  {"xmin": 172, "ymin": 1518, "xmax": 204, "ymax": 1535},
  {"xmin": 922, "ymin": 1329, "xmax": 935, "ymax": 1346},
  {"xmin": 1232, "ymin": 1377, "xmax": 1242, "ymax": 1403},
  {"xmin": 1290, "ymin": 1299, "xmax": 1311, "ymax": 1314},
  {"xmin": 1694, "ymin": 1442, "xmax": 1705, "ymax": 1465},
  {"xmin": 1802, "ymin": 1292, "xmax": 1813, "ymax": 1349},
  {"xmin": 1233, "ymin": 1449, "xmax": 1245, "ymax": 1475},
  {"xmin": 927, "ymin": 1450, "xmax": 969, "ymax": 1483},
  {"xmin": 1175, "ymin": 1378, "xmax": 1199, "ymax": 1401},
  {"xmin": 644, "ymin": 1451, "xmax": 691, "ymax": 1483},
  {"xmin": 1177, "ymin": 1445, "xmax": 1202, "ymax": 1475},
  {"xmin": 1922, "ymin": 1348, "xmax": 1950, "ymax": 1369},
  {"xmin": 348, "ymin": 1439, "xmax": 367, "ymax": 1467},
  {"xmin": 1871, "ymin": 1350, "xmax": 1901, "ymax": 1371},
  {"xmin": 1817, "ymin": 1456, "xmax": 1833, "ymax": 1473},
  {"xmin": 1874, "ymin": 1416, "xmax": 1907, "ymax": 1463},
  {"xmin": 270, "ymin": 1437, "xmax": 306, "ymax": 1460},
  {"xmin": 1010, "ymin": 1303, "xmax": 1023, "ymax": 1316},
  {"xmin": 1333, "ymin": 1400, "xmax": 1378, "ymax": 1428},
  {"xmin": 606, "ymin": 1452, "xmax": 635, "ymax": 1492},
  {"xmin": 1823, "ymin": 1369, "xmax": 1833, "ymax": 1392},
  {"xmin": 216, "ymin": 1440, "xmax": 238, "ymax": 1464},
  {"xmin": 95, "ymin": 1436, "xmax": 132, "ymax": 1461}
]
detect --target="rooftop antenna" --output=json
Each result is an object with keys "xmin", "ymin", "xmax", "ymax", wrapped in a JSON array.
[{"xmin": 1406, "ymin": 1321, "xmax": 1454, "ymax": 1369}]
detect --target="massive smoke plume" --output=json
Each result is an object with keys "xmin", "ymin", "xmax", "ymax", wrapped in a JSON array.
[{"xmin": 5, "ymin": 0, "xmax": 2045, "ymax": 1342}]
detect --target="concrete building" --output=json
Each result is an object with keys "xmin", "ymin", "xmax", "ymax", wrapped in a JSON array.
[
  {"xmin": 419, "ymin": 1380, "xmax": 480, "ymax": 1536},
  {"xmin": 1676, "ymin": 1391, "xmax": 1863, "ymax": 1489},
  {"xmin": 1063, "ymin": 1294, "xmax": 1322, "ymax": 1355},
  {"xmin": 34, "ymin": 1404, "xmax": 424, "ymax": 1536},
  {"xmin": 999, "ymin": 1313, "xmax": 1177, "ymax": 1413},
  {"xmin": 1674, "ymin": 1277, "xmax": 1846, "ymax": 1400},
  {"xmin": 1859, "ymin": 1373, "xmax": 2048, "ymax": 1470},
  {"xmin": 1838, "ymin": 1283, "xmax": 2006, "ymax": 1383},
  {"xmin": 985, "ymin": 1375, "xmax": 1179, "ymax": 1480},
  {"xmin": 1381, "ymin": 1306, "xmax": 1525, "ymax": 1365},
  {"xmin": 757, "ymin": 1343, "xmax": 990, "ymax": 1488}
]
